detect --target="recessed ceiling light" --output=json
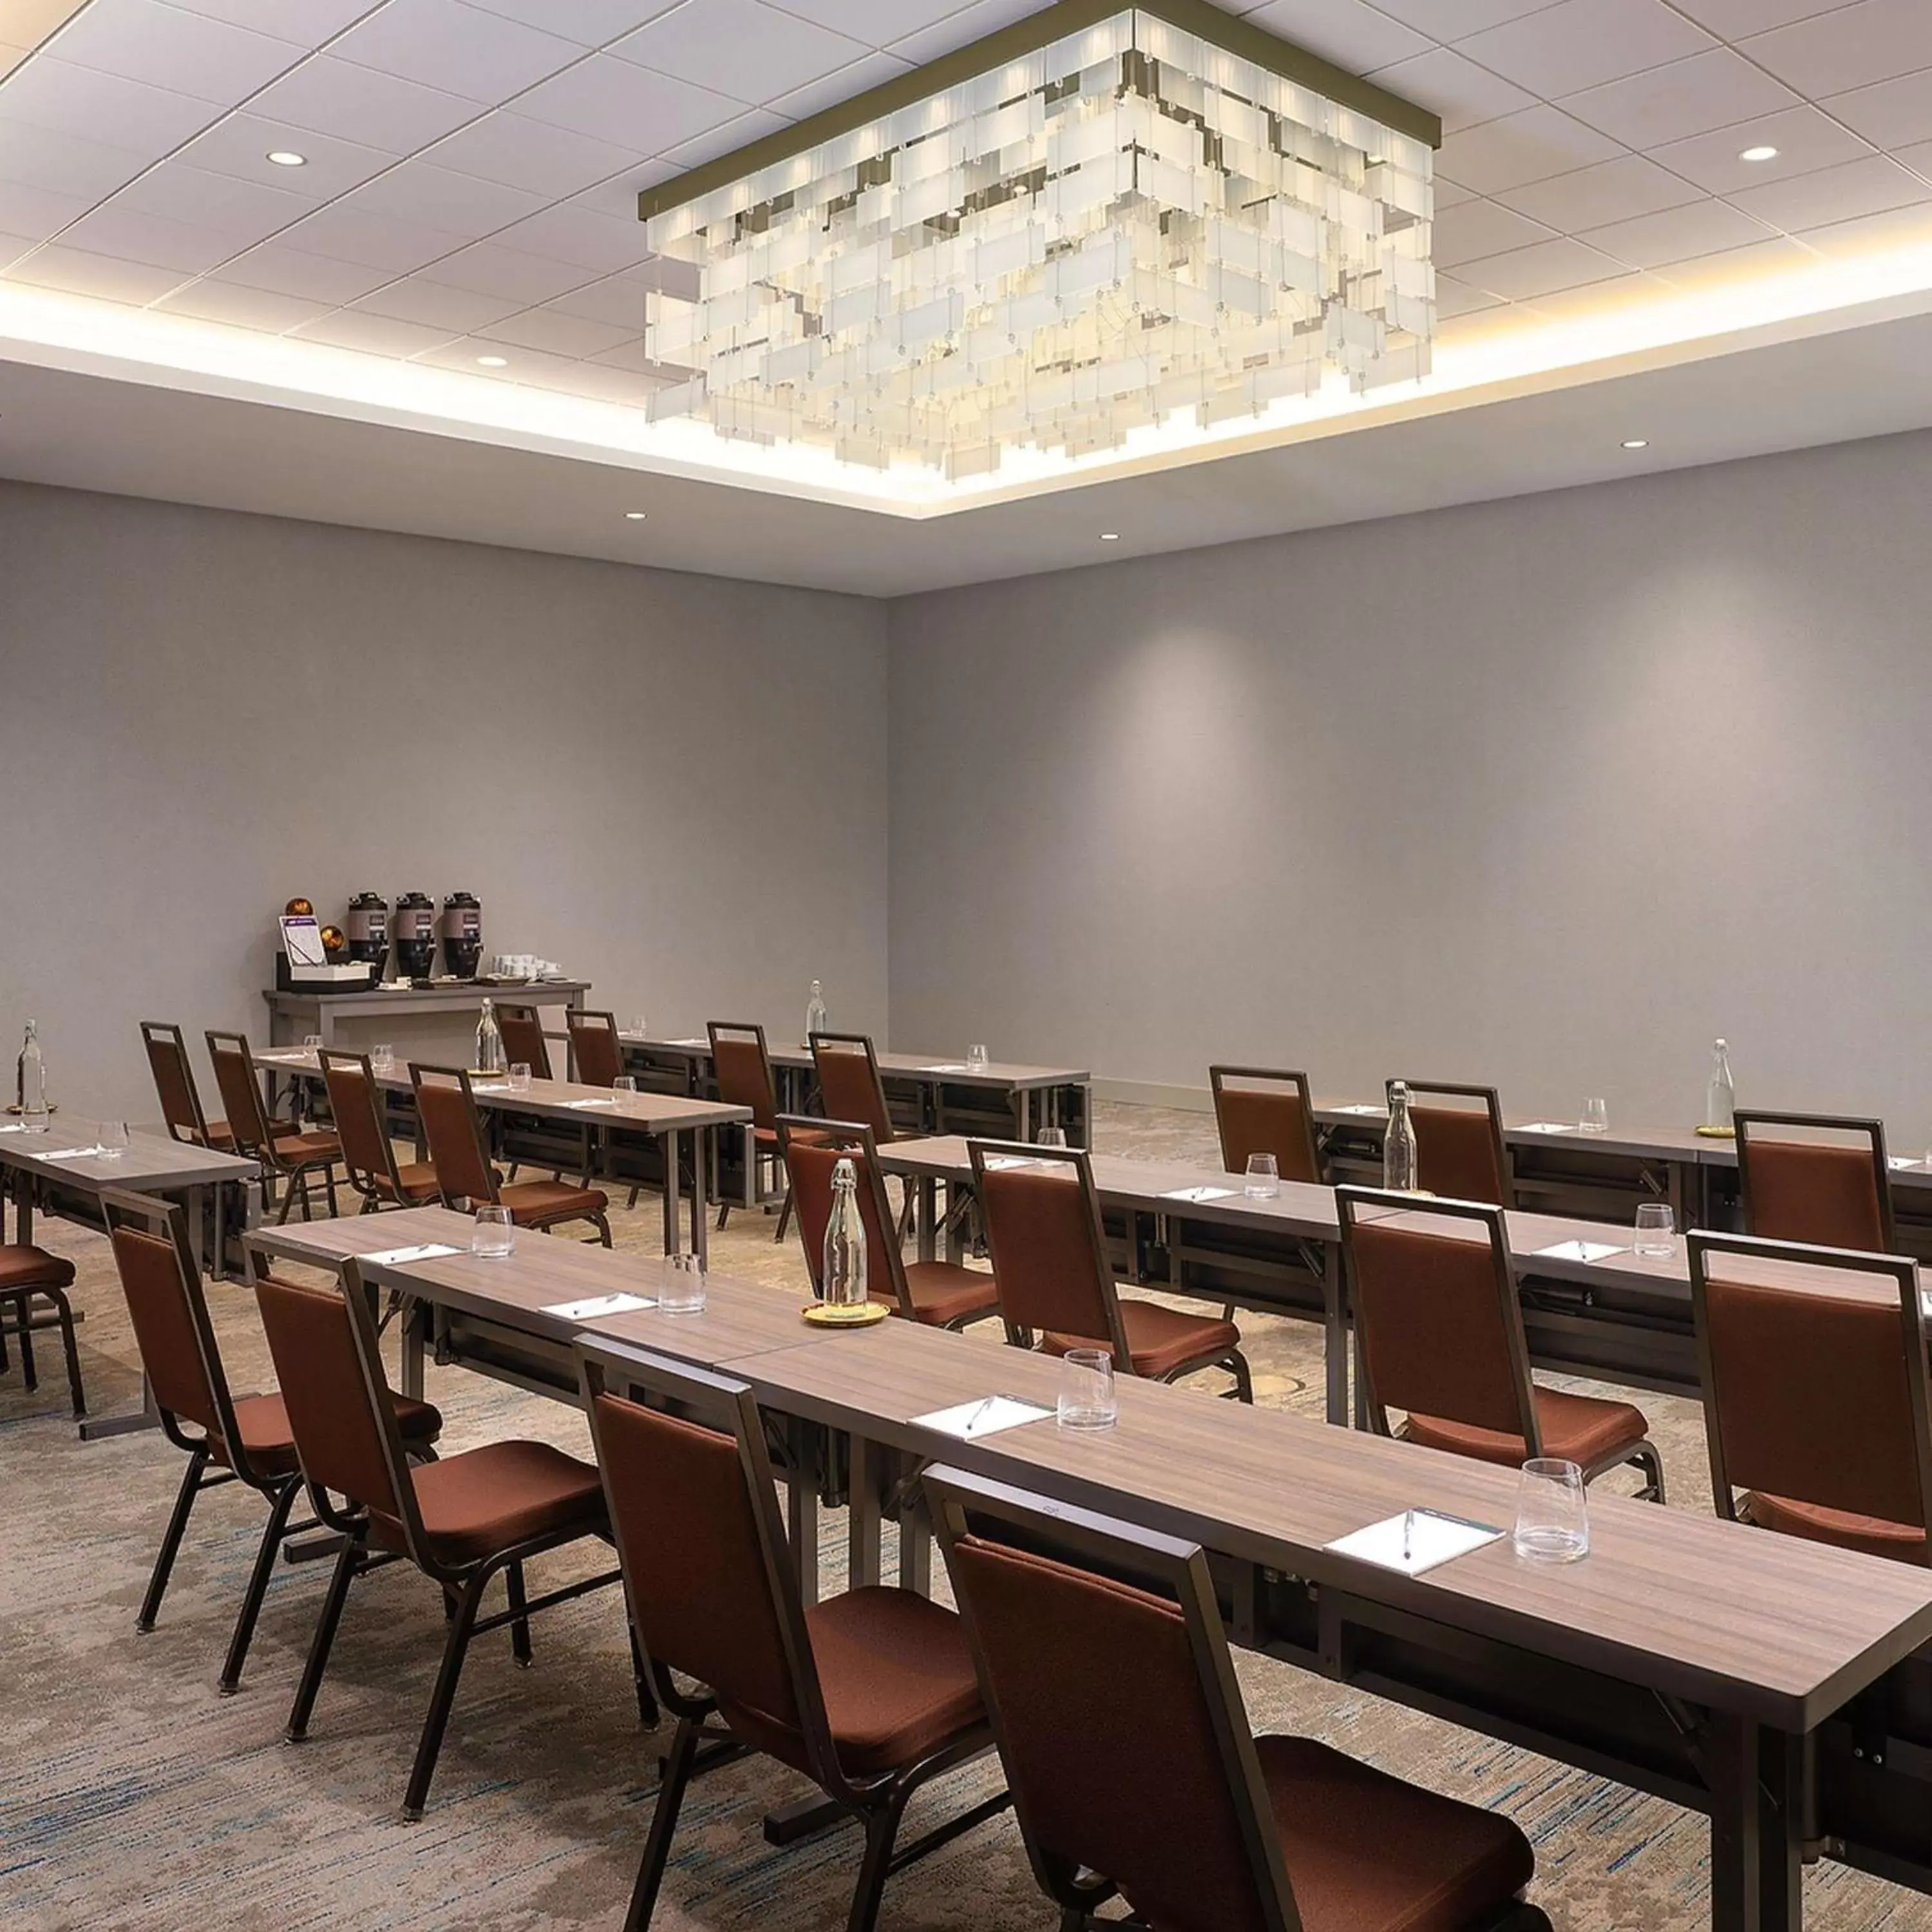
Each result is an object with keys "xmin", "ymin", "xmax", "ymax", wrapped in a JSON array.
[
  {"xmin": 266, "ymin": 150, "xmax": 307, "ymax": 167},
  {"xmin": 625, "ymin": 510, "xmax": 648, "ymax": 520},
  {"xmin": 1099, "ymin": 531, "xmax": 1120, "ymax": 541},
  {"xmin": 1621, "ymin": 437, "xmax": 1649, "ymax": 450},
  {"xmin": 475, "ymin": 354, "xmax": 509, "ymax": 368},
  {"xmin": 1739, "ymin": 144, "xmax": 1779, "ymax": 163}
]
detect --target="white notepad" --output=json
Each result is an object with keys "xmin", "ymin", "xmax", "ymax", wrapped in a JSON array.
[
  {"xmin": 562, "ymin": 1096, "xmax": 621, "ymax": 1109},
  {"xmin": 544, "ymin": 1292, "xmax": 656, "ymax": 1321},
  {"xmin": 1332, "ymin": 1103, "xmax": 1387, "ymax": 1115},
  {"xmin": 1531, "ymin": 1238, "xmax": 1627, "ymax": 1264},
  {"xmin": 914, "ymin": 1395, "xmax": 1054, "ymax": 1441},
  {"xmin": 922, "ymin": 1062, "xmax": 970, "ymax": 1073},
  {"xmin": 41, "ymin": 1145, "xmax": 107, "ymax": 1162},
  {"xmin": 361, "ymin": 1244, "xmax": 463, "ymax": 1267},
  {"xmin": 1162, "ymin": 1186, "xmax": 1237, "ymax": 1204},
  {"xmin": 1891, "ymin": 1157, "xmax": 1926, "ymax": 1171},
  {"xmin": 672, "ymin": 1037, "xmax": 710, "ymax": 1046},
  {"xmin": 1326, "ymin": 1508, "xmax": 1502, "ymax": 1577},
  {"xmin": 983, "ymin": 1155, "xmax": 1040, "ymax": 1171},
  {"xmin": 1518, "ymin": 1122, "xmax": 1574, "ymax": 1135},
  {"xmin": 472, "ymin": 1081, "xmax": 513, "ymax": 1094}
]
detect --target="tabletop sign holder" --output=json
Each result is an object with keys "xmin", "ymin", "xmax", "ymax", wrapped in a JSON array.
[{"xmin": 276, "ymin": 914, "xmax": 377, "ymax": 989}]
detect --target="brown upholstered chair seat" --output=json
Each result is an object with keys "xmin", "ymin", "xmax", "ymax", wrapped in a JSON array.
[
  {"xmin": 1251, "ymin": 1734, "xmax": 1535, "ymax": 1932},
  {"xmin": 1043, "ymin": 1300, "xmax": 1242, "ymax": 1379},
  {"xmin": 1404, "ymin": 1387, "xmax": 1649, "ymax": 1472},
  {"xmin": 1743, "ymin": 1490, "xmax": 1928, "ymax": 1565},
  {"xmin": 370, "ymin": 1160, "xmax": 443, "ymax": 1205},
  {"xmin": 718, "ymin": 1584, "xmax": 984, "ymax": 1779},
  {"xmin": 500, "ymin": 1179, "xmax": 611, "ymax": 1227},
  {"xmin": 272, "ymin": 1128, "xmax": 343, "ymax": 1163},
  {"xmin": 220, "ymin": 1389, "xmax": 442, "ymax": 1479},
  {"xmin": 371, "ymin": 1439, "xmax": 605, "ymax": 1563},
  {"xmin": 0, "ymin": 1245, "xmax": 76, "ymax": 1291},
  {"xmin": 207, "ymin": 1119, "xmax": 308, "ymax": 1151},
  {"xmin": 900, "ymin": 1261, "xmax": 999, "ymax": 1329}
]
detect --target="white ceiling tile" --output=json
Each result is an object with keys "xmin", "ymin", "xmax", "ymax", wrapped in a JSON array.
[
  {"xmin": 0, "ymin": 55, "xmax": 221, "ymax": 152},
  {"xmin": 544, "ymin": 359, "xmax": 666, "ymax": 401},
  {"xmin": 515, "ymin": 52, "xmax": 743, "ymax": 151},
  {"xmin": 155, "ymin": 278, "xmax": 330, "ymax": 328},
  {"xmin": 1456, "ymin": 0, "xmax": 1714, "ymax": 100},
  {"xmin": 1647, "ymin": 232, "xmax": 1814, "ymax": 289},
  {"xmin": 0, "ymin": 120, "xmax": 150, "ymax": 199},
  {"xmin": 656, "ymin": 104, "xmax": 787, "ymax": 169},
  {"xmin": 331, "ymin": 0, "xmax": 582, "ymax": 103},
  {"xmin": 476, "ymin": 305, "xmax": 636, "ymax": 354},
  {"xmin": 1431, "ymin": 270, "xmax": 1506, "ymax": 318},
  {"xmin": 409, "ymin": 332, "xmax": 578, "ymax": 376},
  {"xmin": 1647, "ymin": 105, "xmax": 1875, "ymax": 194},
  {"xmin": 542, "ymin": 267, "xmax": 665, "ymax": 321},
  {"xmin": 350, "ymin": 274, "xmax": 524, "ymax": 327},
  {"xmin": 1236, "ymin": 0, "xmax": 1432, "ymax": 73},
  {"xmin": 1495, "ymin": 154, "xmax": 1702, "ymax": 228},
  {"xmin": 0, "ymin": 228, "xmax": 35, "ymax": 267},
  {"xmin": 766, "ymin": 48, "xmax": 910, "ymax": 122},
  {"xmin": 1519, "ymin": 268, "xmax": 1672, "ymax": 322},
  {"xmin": 57, "ymin": 202, "xmax": 238, "ymax": 272},
  {"xmin": 1896, "ymin": 136, "xmax": 1932, "ymax": 176},
  {"xmin": 1664, "ymin": 0, "xmax": 1859, "ymax": 32},
  {"xmin": 343, "ymin": 158, "xmax": 549, "ymax": 236},
  {"xmin": 491, "ymin": 200, "xmax": 649, "ymax": 270},
  {"xmin": 3, "ymin": 241, "xmax": 184, "ymax": 301},
  {"xmin": 1794, "ymin": 198, "xmax": 1932, "ymax": 256},
  {"xmin": 1741, "ymin": 0, "xmax": 1932, "ymax": 100},
  {"xmin": 175, "ymin": 113, "xmax": 399, "ymax": 197},
  {"xmin": 1432, "ymin": 175, "xmax": 1477, "ymax": 207},
  {"xmin": 160, "ymin": 0, "xmax": 383, "ymax": 46},
  {"xmin": 251, "ymin": 56, "xmax": 478, "ymax": 151},
  {"xmin": 419, "ymin": 236, "xmax": 593, "ymax": 299},
  {"xmin": 1370, "ymin": 0, "xmax": 1561, "ymax": 37},
  {"xmin": 1430, "ymin": 196, "xmax": 1555, "ymax": 265},
  {"xmin": 569, "ymin": 153, "xmax": 675, "ymax": 216},
  {"xmin": 1726, "ymin": 152, "xmax": 1932, "ymax": 230},
  {"xmin": 426, "ymin": 109, "xmax": 649, "ymax": 196},
  {"xmin": 1822, "ymin": 70, "xmax": 1932, "ymax": 152},
  {"xmin": 1362, "ymin": 48, "xmax": 1534, "ymax": 136},
  {"xmin": 1578, "ymin": 195, "xmax": 1776, "ymax": 267},
  {"xmin": 49, "ymin": 0, "xmax": 301, "ymax": 100},
  {"xmin": 279, "ymin": 200, "xmax": 467, "ymax": 269},
  {"xmin": 1451, "ymin": 233, "xmax": 1627, "ymax": 298},
  {"xmin": 887, "ymin": 0, "xmax": 1044, "ymax": 66},
  {"xmin": 0, "ymin": 179, "xmax": 91, "ymax": 242},
  {"xmin": 113, "ymin": 162, "xmax": 321, "ymax": 242},
  {"xmin": 0, "ymin": 47, "xmax": 30, "ymax": 83},
  {"xmin": 9, "ymin": 0, "xmax": 90, "ymax": 52},
  {"xmin": 296, "ymin": 308, "xmax": 464, "ymax": 355},
  {"xmin": 464, "ymin": 0, "xmax": 685, "ymax": 44},
  {"xmin": 609, "ymin": 0, "xmax": 868, "ymax": 106},
  {"xmin": 763, "ymin": 0, "xmax": 976, "ymax": 44},
  {"xmin": 1434, "ymin": 104, "xmax": 1624, "ymax": 194},
  {"xmin": 1560, "ymin": 49, "xmax": 1800, "ymax": 151},
  {"xmin": 211, "ymin": 240, "xmax": 395, "ymax": 300}
]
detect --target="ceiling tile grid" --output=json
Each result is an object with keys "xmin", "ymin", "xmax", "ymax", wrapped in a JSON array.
[{"xmin": 0, "ymin": 0, "xmax": 1926, "ymax": 417}]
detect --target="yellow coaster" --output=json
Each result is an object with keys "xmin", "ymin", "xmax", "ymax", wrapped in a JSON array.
[
  {"xmin": 1694, "ymin": 1124, "xmax": 1737, "ymax": 1139},
  {"xmin": 801, "ymin": 1300, "xmax": 889, "ymax": 1329}
]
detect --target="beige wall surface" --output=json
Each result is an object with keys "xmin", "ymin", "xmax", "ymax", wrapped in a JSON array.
[
  {"xmin": 0, "ymin": 482, "xmax": 889, "ymax": 1122},
  {"xmin": 886, "ymin": 430, "xmax": 1932, "ymax": 1141}
]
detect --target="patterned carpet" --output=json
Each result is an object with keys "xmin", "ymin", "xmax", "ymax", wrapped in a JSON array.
[{"xmin": 4, "ymin": 1101, "xmax": 1931, "ymax": 1932}]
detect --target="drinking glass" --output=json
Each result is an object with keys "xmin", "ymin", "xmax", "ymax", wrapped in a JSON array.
[
  {"xmin": 1057, "ymin": 1348, "xmax": 1118, "ymax": 1431},
  {"xmin": 614, "ymin": 1075, "xmax": 638, "ymax": 1094},
  {"xmin": 659, "ymin": 1252, "xmax": 707, "ymax": 1315},
  {"xmin": 1580, "ymin": 1097, "xmax": 1609, "ymax": 1135},
  {"xmin": 967, "ymin": 1043, "xmax": 990, "ymax": 1072},
  {"xmin": 372, "ymin": 1043, "xmax": 395, "ymax": 1072},
  {"xmin": 1633, "ymin": 1202, "xmax": 1676, "ymax": 1258},
  {"xmin": 303, "ymin": 1034, "xmax": 323, "ymax": 1052},
  {"xmin": 20, "ymin": 1100, "xmax": 48, "ymax": 1134},
  {"xmin": 471, "ymin": 1205, "xmax": 515, "ymax": 1258},
  {"xmin": 1513, "ymin": 1458, "xmax": 1589, "ymax": 1562},
  {"xmin": 98, "ymin": 1120, "xmax": 129, "ymax": 1161},
  {"xmin": 508, "ymin": 1062, "xmax": 533, "ymax": 1095},
  {"xmin": 1036, "ymin": 1126, "xmax": 1068, "ymax": 1148},
  {"xmin": 1245, "ymin": 1152, "xmax": 1280, "ymax": 1200}
]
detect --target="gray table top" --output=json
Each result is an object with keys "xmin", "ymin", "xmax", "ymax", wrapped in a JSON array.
[
  {"xmin": 620, "ymin": 1033, "xmax": 1090, "ymax": 1090},
  {"xmin": 0, "ymin": 1115, "xmax": 257, "ymax": 1190},
  {"xmin": 265, "ymin": 978, "xmax": 592, "ymax": 1010}
]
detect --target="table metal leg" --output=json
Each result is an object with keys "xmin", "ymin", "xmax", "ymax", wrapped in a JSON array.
[
  {"xmin": 401, "ymin": 1300, "xmax": 426, "ymax": 1401},
  {"xmin": 660, "ymin": 1130, "xmax": 679, "ymax": 1256},
  {"xmin": 1709, "ymin": 1711, "xmax": 1795, "ymax": 1932},
  {"xmin": 848, "ymin": 1434, "xmax": 882, "ymax": 1588},
  {"xmin": 1322, "ymin": 1244, "xmax": 1349, "ymax": 1428},
  {"xmin": 690, "ymin": 1128, "xmax": 708, "ymax": 1270}
]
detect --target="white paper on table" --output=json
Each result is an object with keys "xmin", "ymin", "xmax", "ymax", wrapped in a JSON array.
[
  {"xmin": 40, "ymin": 1145, "xmax": 107, "ymax": 1162},
  {"xmin": 1162, "ymin": 1186, "xmax": 1237, "ymax": 1204},
  {"xmin": 472, "ymin": 1081, "xmax": 513, "ymax": 1094},
  {"xmin": 672, "ymin": 1037, "xmax": 710, "ymax": 1047},
  {"xmin": 544, "ymin": 1292, "xmax": 656, "ymax": 1321},
  {"xmin": 1325, "ymin": 1508, "xmax": 1502, "ymax": 1577},
  {"xmin": 914, "ymin": 1395, "xmax": 1055, "ymax": 1440},
  {"xmin": 361, "ymin": 1244, "xmax": 464, "ymax": 1266},
  {"xmin": 1332, "ymin": 1103, "xmax": 1386, "ymax": 1116},
  {"xmin": 1518, "ymin": 1122, "xmax": 1575, "ymax": 1135},
  {"xmin": 922, "ymin": 1063, "xmax": 970, "ymax": 1074},
  {"xmin": 1891, "ymin": 1157, "xmax": 1926, "ymax": 1171},
  {"xmin": 983, "ymin": 1155, "xmax": 1040, "ymax": 1171},
  {"xmin": 562, "ymin": 1096, "xmax": 621, "ymax": 1109},
  {"xmin": 0, "ymin": 1121, "xmax": 38, "ymax": 1134},
  {"xmin": 1531, "ymin": 1238, "xmax": 1628, "ymax": 1264},
  {"xmin": 255, "ymin": 1049, "xmax": 311, "ymax": 1063}
]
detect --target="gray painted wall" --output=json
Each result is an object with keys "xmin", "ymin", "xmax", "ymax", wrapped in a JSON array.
[
  {"xmin": 887, "ymin": 430, "xmax": 1932, "ymax": 1142},
  {"xmin": 0, "ymin": 482, "xmax": 889, "ymax": 1123}
]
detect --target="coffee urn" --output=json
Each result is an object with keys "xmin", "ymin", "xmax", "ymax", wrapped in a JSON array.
[
  {"xmin": 345, "ymin": 891, "xmax": 389, "ymax": 976},
  {"xmin": 439, "ymin": 891, "xmax": 484, "ymax": 980},
  {"xmin": 393, "ymin": 891, "xmax": 437, "ymax": 980}
]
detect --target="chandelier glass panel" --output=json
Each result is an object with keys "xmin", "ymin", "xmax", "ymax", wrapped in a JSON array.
[{"xmin": 642, "ymin": 6, "xmax": 1435, "ymax": 481}]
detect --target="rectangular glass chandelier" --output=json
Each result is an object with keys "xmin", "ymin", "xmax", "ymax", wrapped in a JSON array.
[{"xmin": 639, "ymin": 0, "xmax": 1439, "ymax": 483}]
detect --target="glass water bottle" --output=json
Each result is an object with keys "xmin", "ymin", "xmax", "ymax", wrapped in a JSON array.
[
  {"xmin": 1705, "ymin": 1038, "xmax": 1736, "ymax": 1132},
  {"xmin": 475, "ymin": 998, "xmax": 506, "ymax": 1074},
  {"xmin": 15, "ymin": 1019, "xmax": 46, "ymax": 1124},
  {"xmin": 821, "ymin": 1157, "xmax": 868, "ymax": 1307},
  {"xmin": 1384, "ymin": 1080, "xmax": 1419, "ymax": 1193},
  {"xmin": 805, "ymin": 977, "xmax": 828, "ymax": 1042}
]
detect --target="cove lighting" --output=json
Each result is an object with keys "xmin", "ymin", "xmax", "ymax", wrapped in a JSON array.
[
  {"xmin": 475, "ymin": 354, "xmax": 509, "ymax": 367},
  {"xmin": 639, "ymin": 0, "xmax": 1438, "ymax": 485},
  {"xmin": 266, "ymin": 151, "xmax": 307, "ymax": 167},
  {"xmin": 1739, "ymin": 145, "xmax": 1779, "ymax": 163}
]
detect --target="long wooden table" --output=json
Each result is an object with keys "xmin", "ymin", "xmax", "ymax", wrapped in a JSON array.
[
  {"xmin": 245, "ymin": 1206, "xmax": 1932, "ymax": 1931},
  {"xmin": 253, "ymin": 1051, "xmax": 748, "ymax": 1266},
  {"xmin": 263, "ymin": 977, "xmax": 592, "ymax": 1048}
]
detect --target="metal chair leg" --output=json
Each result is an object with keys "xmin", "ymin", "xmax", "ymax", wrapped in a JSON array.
[
  {"xmin": 846, "ymin": 1788, "xmax": 912, "ymax": 1932},
  {"xmin": 402, "ymin": 1568, "xmax": 488, "ymax": 1819},
  {"xmin": 287, "ymin": 1531, "xmax": 361, "ymax": 1742},
  {"xmin": 15, "ymin": 1294, "xmax": 37, "ymax": 1390},
  {"xmin": 138, "ymin": 1448, "xmax": 210, "ymax": 1632},
  {"xmin": 220, "ymin": 1479, "xmax": 301, "ymax": 1694},
  {"xmin": 44, "ymin": 1287, "xmax": 84, "ymax": 1417},
  {"xmin": 506, "ymin": 1559, "xmax": 531, "ymax": 1666},
  {"xmin": 774, "ymin": 1186, "xmax": 793, "ymax": 1244},
  {"xmin": 625, "ymin": 1715, "xmax": 700, "ymax": 1932}
]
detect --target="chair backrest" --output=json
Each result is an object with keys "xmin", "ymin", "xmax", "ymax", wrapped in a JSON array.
[
  {"xmin": 775, "ymin": 1115, "xmax": 909, "ymax": 1314},
  {"xmin": 246, "ymin": 1247, "xmax": 422, "ymax": 1549},
  {"xmin": 577, "ymin": 1344, "xmax": 838, "ymax": 1786},
  {"xmin": 319, "ymin": 1049, "xmax": 402, "ymax": 1198},
  {"xmin": 1209, "ymin": 1065, "xmax": 1321, "ymax": 1186},
  {"xmin": 410, "ymin": 1063, "xmax": 500, "ymax": 1207},
  {"xmin": 1388, "ymin": 1079, "xmax": 1510, "ymax": 1206},
  {"xmin": 101, "ymin": 1189, "xmax": 245, "ymax": 1464},
  {"xmin": 205, "ymin": 1030, "xmax": 274, "ymax": 1159},
  {"xmin": 970, "ymin": 1141, "xmax": 1130, "ymax": 1365},
  {"xmin": 810, "ymin": 1031, "xmax": 893, "ymax": 1143},
  {"xmin": 495, "ymin": 1003, "xmax": 553, "ymax": 1081},
  {"xmin": 142, "ymin": 1021, "xmax": 213, "ymax": 1145},
  {"xmin": 567, "ymin": 1009, "xmax": 625, "ymax": 1088},
  {"xmin": 1689, "ymin": 1231, "xmax": 1932, "ymax": 1544},
  {"xmin": 1336, "ymin": 1187, "xmax": 1540, "ymax": 1451},
  {"xmin": 927, "ymin": 1465, "xmax": 1297, "ymax": 1932},
  {"xmin": 1735, "ymin": 1111, "xmax": 1895, "ymax": 1254},
  {"xmin": 708, "ymin": 1022, "xmax": 779, "ymax": 1132}
]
